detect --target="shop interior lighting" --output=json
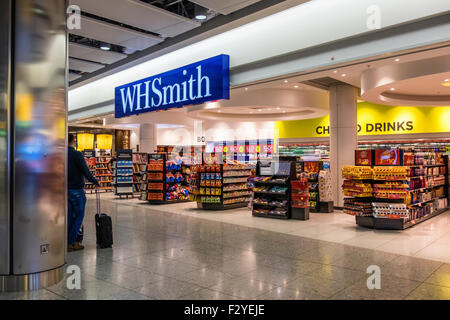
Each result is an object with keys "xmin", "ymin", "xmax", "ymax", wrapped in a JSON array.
[
  {"xmin": 294, "ymin": 85, "xmax": 299, "ymax": 88},
  {"xmin": 195, "ymin": 14, "xmax": 207, "ymax": 20},
  {"xmin": 333, "ymin": 70, "xmax": 338, "ymax": 73},
  {"xmin": 342, "ymin": 74, "xmax": 346, "ymax": 77},
  {"xmin": 395, "ymin": 58, "xmax": 401, "ymax": 62},
  {"xmin": 390, "ymin": 87, "xmax": 396, "ymax": 91},
  {"xmin": 284, "ymin": 80, "xmax": 289, "ymax": 83},
  {"xmin": 100, "ymin": 42, "xmax": 111, "ymax": 51}
]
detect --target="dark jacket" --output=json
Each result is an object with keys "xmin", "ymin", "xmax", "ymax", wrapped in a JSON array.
[{"xmin": 68, "ymin": 147, "xmax": 99, "ymax": 190}]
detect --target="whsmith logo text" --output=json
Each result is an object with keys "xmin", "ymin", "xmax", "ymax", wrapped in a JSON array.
[{"xmin": 115, "ymin": 55, "xmax": 230, "ymax": 118}]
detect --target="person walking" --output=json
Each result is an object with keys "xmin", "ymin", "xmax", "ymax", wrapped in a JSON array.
[{"xmin": 67, "ymin": 133, "xmax": 99, "ymax": 252}]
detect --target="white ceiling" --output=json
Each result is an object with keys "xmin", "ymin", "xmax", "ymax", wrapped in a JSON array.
[
  {"xmin": 71, "ymin": 16, "xmax": 164, "ymax": 53},
  {"xmin": 190, "ymin": 0, "xmax": 262, "ymax": 15},
  {"xmin": 69, "ymin": 0, "xmax": 200, "ymax": 38},
  {"xmin": 69, "ymin": 42, "xmax": 128, "ymax": 64},
  {"xmin": 68, "ymin": 0, "xmax": 268, "ymax": 83},
  {"xmin": 69, "ymin": 57, "xmax": 105, "ymax": 73}
]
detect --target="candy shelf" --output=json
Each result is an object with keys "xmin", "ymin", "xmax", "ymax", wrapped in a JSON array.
[
  {"xmin": 95, "ymin": 154, "xmax": 113, "ymax": 192},
  {"xmin": 190, "ymin": 162, "xmax": 254, "ymax": 210},
  {"xmin": 344, "ymin": 150, "xmax": 449, "ymax": 230},
  {"xmin": 146, "ymin": 153, "xmax": 191, "ymax": 204},
  {"xmin": 82, "ymin": 150, "xmax": 97, "ymax": 194},
  {"xmin": 132, "ymin": 152, "xmax": 148, "ymax": 196},
  {"xmin": 252, "ymin": 161, "xmax": 296, "ymax": 220}
]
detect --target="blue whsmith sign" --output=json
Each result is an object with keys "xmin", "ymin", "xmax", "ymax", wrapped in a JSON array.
[{"xmin": 115, "ymin": 54, "xmax": 230, "ymax": 118}]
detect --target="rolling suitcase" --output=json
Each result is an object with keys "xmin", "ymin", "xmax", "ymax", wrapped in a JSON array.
[
  {"xmin": 95, "ymin": 190, "xmax": 113, "ymax": 249},
  {"xmin": 76, "ymin": 225, "xmax": 84, "ymax": 243}
]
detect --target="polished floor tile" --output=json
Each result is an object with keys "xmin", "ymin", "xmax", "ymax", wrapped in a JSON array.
[
  {"xmin": 135, "ymin": 278, "xmax": 203, "ymax": 300},
  {"xmin": 405, "ymin": 283, "xmax": 450, "ymax": 300},
  {"xmin": 210, "ymin": 277, "xmax": 279, "ymax": 299},
  {"xmin": 3, "ymin": 196, "xmax": 450, "ymax": 301}
]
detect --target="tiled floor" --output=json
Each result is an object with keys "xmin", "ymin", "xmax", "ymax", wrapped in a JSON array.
[{"xmin": 1, "ymin": 195, "xmax": 450, "ymax": 300}]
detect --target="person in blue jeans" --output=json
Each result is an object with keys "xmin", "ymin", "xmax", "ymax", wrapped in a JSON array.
[{"xmin": 68, "ymin": 133, "xmax": 99, "ymax": 252}]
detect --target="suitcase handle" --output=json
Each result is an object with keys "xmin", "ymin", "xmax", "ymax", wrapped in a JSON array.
[{"xmin": 96, "ymin": 188, "xmax": 101, "ymax": 215}]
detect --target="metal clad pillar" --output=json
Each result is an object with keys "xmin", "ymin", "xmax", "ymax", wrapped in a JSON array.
[
  {"xmin": 329, "ymin": 84, "xmax": 358, "ymax": 208},
  {"xmin": 1, "ymin": 0, "xmax": 67, "ymax": 291}
]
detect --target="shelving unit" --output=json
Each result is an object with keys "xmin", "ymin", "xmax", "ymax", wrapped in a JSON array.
[
  {"xmin": 343, "ymin": 150, "xmax": 449, "ymax": 230},
  {"xmin": 132, "ymin": 152, "xmax": 148, "ymax": 197},
  {"xmin": 191, "ymin": 161, "xmax": 254, "ymax": 210},
  {"xmin": 95, "ymin": 152, "xmax": 113, "ymax": 193},
  {"xmin": 146, "ymin": 153, "xmax": 190, "ymax": 204},
  {"xmin": 252, "ymin": 161, "xmax": 296, "ymax": 219},
  {"xmin": 114, "ymin": 149, "xmax": 133, "ymax": 198},
  {"xmin": 296, "ymin": 160, "xmax": 333, "ymax": 212},
  {"xmin": 82, "ymin": 150, "xmax": 96, "ymax": 193}
]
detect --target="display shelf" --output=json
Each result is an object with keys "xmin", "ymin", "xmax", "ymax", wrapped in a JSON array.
[
  {"xmin": 114, "ymin": 149, "xmax": 134, "ymax": 198},
  {"xmin": 345, "ymin": 150, "xmax": 449, "ymax": 230},
  {"xmin": 356, "ymin": 207, "xmax": 448, "ymax": 230},
  {"xmin": 190, "ymin": 160, "xmax": 253, "ymax": 211},
  {"xmin": 146, "ymin": 153, "xmax": 190, "ymax": 204},
  {"xmin": 252, "ymin": 160, "xmax": 296, "ymax": 219},
  {"xmin": 95, "ymin": 154, "xmax": 113, "ymax": 192}
]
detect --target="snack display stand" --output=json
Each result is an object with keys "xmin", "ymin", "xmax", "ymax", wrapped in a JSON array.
[
  {"xmin": 114, "ymin": 149, "xmax": 133, "ymax": 198},
  {"xmin": 343, "ymin": 149, "xmax": 449, "ymax": 230},
  {"xmin": 146, "ymin": 153, "xmax": 191, "ymax": 204},
  {"xmin": 132, "ymin": 152, "xmax": 148, "ymax": 196},
  {"xmin": 190, "ymin": 154, "xmax": 254, "ymax": 210},
  {"xmin": 291, "ymin": 179, "xmax": 310, "ymax": 220},
  {"xmin": 96, "ymin": 151, "xmax": 113, "ymax": 193},
  {"xmin": 83, "ymin": 149, "xmax": 96, "ymax": 193},
  {"xmin": 296, "ymin": 160, "xmax": 334, "ymax": 212},
  {"xmin": 252, "ymin": 161, "xmax": 296, "ymax": 220}
]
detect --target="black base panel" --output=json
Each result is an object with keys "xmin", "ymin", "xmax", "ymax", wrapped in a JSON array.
[
  {"xmin": 148, "ymin": 199, "xmax": 191, "ymax": 205},
  {"xmin": 198, "ymin": 202, "xmax": 249, "ymax": 210},
  {"xmin": 319, "ymin": 201, "xmax": 334, "ymax": 213},
  {"xmin": 356, "ymin": 207, "xmax": 449, "ymax": 230},
  {"xmin": 291, "ymin": 207, "xmax": 310, "ymax": 220},
  {"xmin": 252, "ymin": 212, "xmax": 290, "ymax": 220}
]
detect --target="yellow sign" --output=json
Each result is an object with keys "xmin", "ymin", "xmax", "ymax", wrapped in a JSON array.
[
  {"xmin": 97, "ymin": 134, "xmax": 113, "ymax": 150},
  {"xmin": 77, "ymin": 133, "xmax": 94, "ymax": 151},
  {"xmin": 275, "ymin": 103, "xmax": 450, "ymax": 138}
]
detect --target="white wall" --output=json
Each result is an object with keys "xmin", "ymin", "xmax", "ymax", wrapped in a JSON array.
[
  {"xmin": 204, "ymin": 121, "xmax": 275, "ymax": 142},
  {"xmin": 68, "ymin": 0, "xmax": 450, "ymax": 112},
  {"xmin": 155, "ymin": 120, "xmax": 275, "ymax": 145}
]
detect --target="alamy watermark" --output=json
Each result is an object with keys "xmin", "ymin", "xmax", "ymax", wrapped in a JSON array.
[
  {"xmin": 367, "ymin": 265, "xmax": 381, "ymax": 290},
  {"xmin": 366, "ymin": 5, "xmax": 382, "ymax": 30},
  {"xmin": 66, "ymin": 265, "xmax": 82, "ymax": 290},
  {"xmin": 67, "ymin": 5, "xmax": 81, "ymax": 30}
]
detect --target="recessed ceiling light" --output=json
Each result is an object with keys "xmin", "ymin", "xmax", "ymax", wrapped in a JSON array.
[
  {"xmin": 445, "ymin": 79, "xmax": 449, "ymax": 82},
  {"xmin": 294, "ymin": 85, "xmax": 299, "ymax": 88},
  {"xmin": 333, "ymin": 70, "xmax": 338, "ymax": 74},
  {"xmin": 195, "ymin": 14, "xmax": 207, "ymax": 20},
  {"xmin": 245, "ymin": 87, "xmax": 248, "ymax": 91},
  {"xmin": 100, "ymin": 42, "xmax": 111, "ymax": 51},
  {"xmin": 276, "ymin": 107, "xmax": 280, "ymax": 110},
  {"xmin": 342, "ymin": 74, "xmax": 346, "ymax": 77},
  {"xmin": 395, "ymin": 58, "xmax": 401, "ymax": 62},
  {"xmin": 217, "ymin": 110, "xmax": 221, "ymax": 113},
  {"xmin": 390, "ymin": 87, "xmax": 396, "ymax": 91},
  {"xmin": 284, "ymin": 80, "xmax": 288, "ymax": 83},
  {"xmin": 258, "ymin": 109, "xmax": 262, "ymax": 112}
]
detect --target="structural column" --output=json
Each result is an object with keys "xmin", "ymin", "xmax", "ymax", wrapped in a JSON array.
[
  {"xmin": 139, "ymin": 123, "xmax": 157, "ymax": 153},
  {"xmin": 329, "ymin": 84, "xmax": 358, "ymax": 208},
  {"xmin": 1, "ymin": 0, "xmax": 67, "ymax": 292}
]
